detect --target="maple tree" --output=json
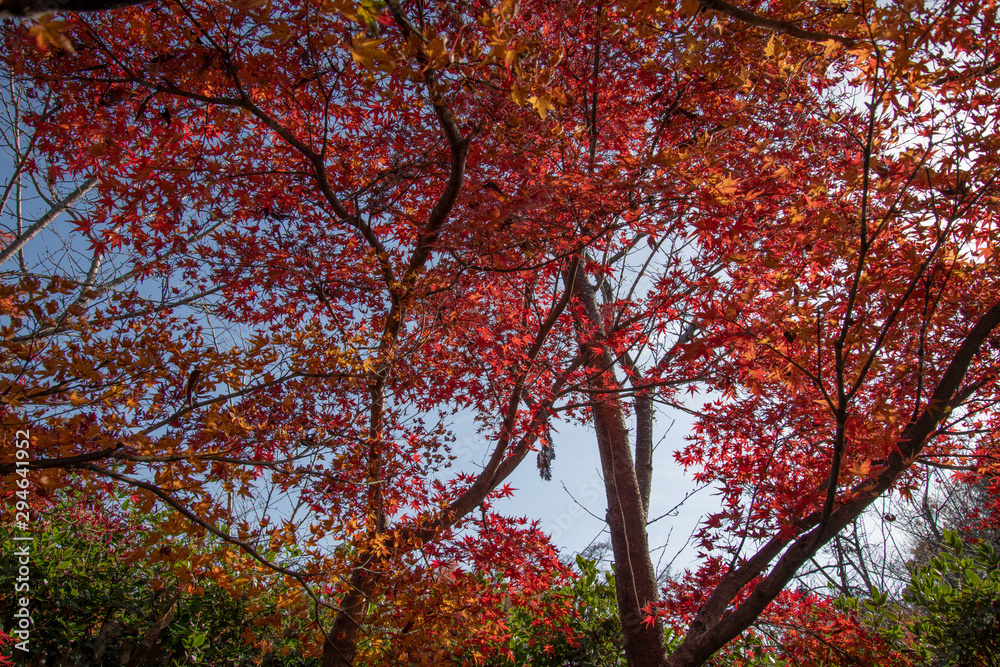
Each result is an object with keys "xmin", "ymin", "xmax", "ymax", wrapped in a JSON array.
[
  {"xmin": 560, "ymin": 0, "xmax": 1000, "ymax": 661},
  {"xmin": 3, "ymin": 0, "xmax": 1000, "ymax": 666},
  {"xmin": 1, "ymin": 1, "xmax": 591, "ymax": 664},
  {"xmin": 564, "ymin": 4, "xmax": 1000, "ymax": 667}
]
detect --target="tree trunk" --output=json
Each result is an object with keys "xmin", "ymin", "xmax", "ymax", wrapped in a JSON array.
[
  {"xmin": 634, "ymin": 393, "xmax": 654, "ymax": 517},
  {"xmin": 124, "ymin": 585, "xmax": 181, "ymax": 667},
  {"xmin": 90, "ymin": 612, "xmax": 118, "ymax": 666},
  {"xmin": 573, "ymin": 267, "xmax": 668, "ymax": 667},
  {"xmin": 322, "ymin": 567, "xmax": 373, "ymax": 667}
]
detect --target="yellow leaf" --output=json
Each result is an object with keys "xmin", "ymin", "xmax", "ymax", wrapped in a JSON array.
[
  {"xmin": 29, "ymin": 16, "xmax": 75, "ymax": 53},
  {"xmin": 321, "ymin": 0, "xmax": 356, "ymax": 18},
  {"xmin": 504, "ymin": 47, "xmax": 519, "ymax": 69},
  {"xmin": 423, "ymin": 37, "xmax": 450, "ymax": 67},
  {"xmin": 715, "ymin": 175, "xmax": 740, "ymax": 197},
  {"xmin": 350, "ymin": 35, "xmax": 394, "ymax": 70},
  {"xmin": 821, "ymin": 38, "xmax": 844, "ymax": 59},
  {"xmin": 764, "ymin": 35, "xmax": 776, "ymax": 58},
  {"xmin": 510, "ymin": 85, "xmax": 530, "ymax": 106},
  {"xmin": 528, "ymin": 94, "xmax": 555, "ymax": 119},
  {"xmin": 263, "ymin": 20, "xmax": 293, "ymax": 43},
  {"xmin": 848, "ymin": 459, "xmax": 872, "ymax": 478}
]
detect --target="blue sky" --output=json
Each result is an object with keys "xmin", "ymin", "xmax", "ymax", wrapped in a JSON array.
[{"xmin": 467, "ymin": 405, "xmax": 717, "ymax": 573}]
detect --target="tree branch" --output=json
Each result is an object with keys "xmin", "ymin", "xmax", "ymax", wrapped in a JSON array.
[
  {"xmin": 0, "ymin": 0, "xmax": 147, "ymax": 18},
  {"xmin": 697, "ymin": 0, "xmax": 856, "ymax": 46}
]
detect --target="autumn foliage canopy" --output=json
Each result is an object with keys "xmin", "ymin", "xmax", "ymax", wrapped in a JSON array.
[{"xmin": 2, "ymin": 0, "xmax": 1000, "ymax": 664}]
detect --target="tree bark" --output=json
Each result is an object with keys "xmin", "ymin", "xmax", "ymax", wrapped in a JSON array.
[
  {"xmin": 322, "ymin": 567, "xmax": 371, "ymax": 667},
  {"xmin": 124, "ymin": 585, "xmax": 181, "ymax": 667},
  {"xmin": 89, "ymin": 612, "xmax": 118, "ymax": 665},
  {"xmin": 634, "ymin": 394, "xmax": 654, "ymax": 517},
  {"xmin": 573, "ymin": 267, "xmax": 668, "ymax": 667}
]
